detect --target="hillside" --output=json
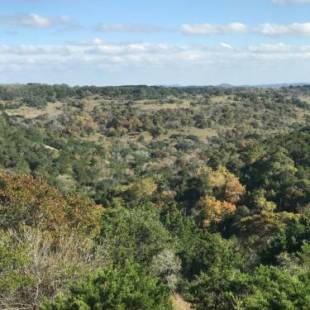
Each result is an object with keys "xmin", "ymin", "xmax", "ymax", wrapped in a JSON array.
[{"xmin": 0, "ymin": 84, "xmax": 309, "ymax": 309}]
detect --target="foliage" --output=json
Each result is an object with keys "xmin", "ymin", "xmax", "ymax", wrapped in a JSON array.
[
  {"xmin": 0, "ymin": 171, "xmax": 104, "ymax": 308},
  {"xmin": 100, "ymin": 206, "xmax": 174, "ymax": 266},
  {"xmin": 187, "ymin": 265, "xmax": 310, "ymax": 310},
  {"xmin": 197, "ymin": 195, "xmax": 236, "ymax": 227},
  {"xmin": 150, "ymin": 249, "xmax": 181, "ymax": 291},
  {"xmin": 0, "ymin": 171, "xmax": 103, "ymax": 240},
  {"xmin": 0, "ymin": 84, "xmax": 309, "ymax": 308},
  {"xmin": 41, "ymin": 262, "xmax": 172, "ymax": 310}
]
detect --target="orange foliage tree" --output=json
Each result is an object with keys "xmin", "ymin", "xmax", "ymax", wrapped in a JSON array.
[
  {"xmin": 197, "ymin": 196, "xmax": 236, "ymax": 227},
  {"xmin": 0, "ymin": 171, "xmax": 103, "ymax": 240}
]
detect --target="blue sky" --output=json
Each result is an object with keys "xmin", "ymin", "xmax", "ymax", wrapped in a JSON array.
[{"xmin": 1, "ymin": 0, "xmax": 310, "ymax": 85}]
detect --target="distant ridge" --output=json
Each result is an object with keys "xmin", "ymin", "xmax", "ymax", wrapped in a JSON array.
[
  {"xmin": 157, "ymin": 82, "xmax": 310, "ymax": 89},
  {"xmin": 240, "ymin": 83, "xmax": 310, "ymax": 89},
  {"xmin": 1, "ymin": 82, "xmax": 310, "ymax": 89}
]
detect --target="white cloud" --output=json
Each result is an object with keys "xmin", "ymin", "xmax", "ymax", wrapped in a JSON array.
[
  {"xmin": 181, "ymin": 22, "xmax": 247, "ymax": 35},
  {"xmin": 2, "ymin": 41, "xmax": 310, "ymax": 85},
  {"xmin": 97, "ymin": 23, "xmax": 162, "ymax": 33},
  {"xmin": 1, "ymin": 41, "xmax": 310, "ymax": 71},
  {"xmin": 181, "ymin": 22, "xmax": 310, "ymax": 36},
  {"xmin": 272, "ymin": 0, "xmax": 310, "ymax": 4},
  {"xmin": 257, "ymin": 23, "xmax": 310, "ymax": 35},
  {"xmin": 219, "ymin": 43, "xmax": 233, "ymax": 49},
  {"xmin": 0, "ymin": 13, "xmax": 75, "ymax": 29},
  {"xmin": 248, "ymin": 43, "xmax": 291, "ymax": 53},
  {"xmin": 19, "ymin": 14, "xmax": 51, "ymax": 28}
]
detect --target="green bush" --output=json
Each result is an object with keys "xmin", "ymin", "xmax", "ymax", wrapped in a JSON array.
[
  {"xmin": 41, "ymin": 263, "xmax": 172, "ymax": 310},
  {"xmin": 187, "ymin": 265, "xmax": 310, "ymax": 310}
]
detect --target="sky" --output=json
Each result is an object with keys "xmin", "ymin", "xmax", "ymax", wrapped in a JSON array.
[{"xmin": 1, "ymin": 0, "xmax": 310, "ymax": 85}]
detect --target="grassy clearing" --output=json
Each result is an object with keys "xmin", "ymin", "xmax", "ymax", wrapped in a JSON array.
[
  {"xmin": 81, "ymin": 96, "xmax": 103, "ymax": 112},
  {"xmin": 134, "ymin": 99, "xmax": 192, "ymax": 112},
  {"xmin": 209, "ymin": 95, "xmax": 231, "ymax": 105},
  {"xmin": 6, "ymin": 101, "xmax": 63, "ymax": 119},
  {"xmin": 299, "ymin": 96, "xmax": 310, "ymax": 104},
  {"xmin": 159, "ymin": 127, "xmax": 216, "ymax": 141}
]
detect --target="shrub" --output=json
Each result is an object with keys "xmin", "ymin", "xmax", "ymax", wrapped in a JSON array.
[{"xmin": 41, "ymin": 262, "xmax": 172, "ymax": 310}]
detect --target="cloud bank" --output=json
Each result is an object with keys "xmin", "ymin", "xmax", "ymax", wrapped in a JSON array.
[
  {"xmin": 257, "ymin": 23, "xmax": 310, "ymax": 35},
  {"xmin": 97, "ymin": 23, "xmax": 162, "ymax": 33},
  {"xmin": 0, "ymin": 13, "xmax": 75, "ymax": 29},
  {"xmin": 181, "ymin": 23, "xmax": 247, "ymax": 35},
  {"xmin": 1, "ymin": 40, "xmax": 310, "ymax": 70},
  {"xmin": 2, "ymin": 40, "xmax": 310, "ymax": 85},
  {"xmin": 181, "ymin": 22, "xmax": 310, "ymax": 36}
]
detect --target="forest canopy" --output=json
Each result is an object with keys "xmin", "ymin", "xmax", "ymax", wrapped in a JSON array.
[{"xmin": 0, "ymin": 84, "xmax": 309, "ymax": 309}]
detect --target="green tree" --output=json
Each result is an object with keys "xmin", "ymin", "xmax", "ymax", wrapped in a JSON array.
[
  {"xmin": 101, "ymin": 207, "xmax": 174, "ymax": 266},
  {"xmin": 42, "ymin": 262, "xmax": 172, "ymax": 310}
]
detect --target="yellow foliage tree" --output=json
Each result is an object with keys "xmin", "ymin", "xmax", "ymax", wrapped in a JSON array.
[
  {"xmin": 197, "ymin": 195, "xmax": 237, "ymax": 227},
  {"xmin": 208, "ymin": 166, "xmax": 245, "ymax": 203}
]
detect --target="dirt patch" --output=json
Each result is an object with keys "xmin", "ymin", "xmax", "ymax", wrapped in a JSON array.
[{"xmin": 172, "ymin": 294, "xmax": 191, "ymax": 310}]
